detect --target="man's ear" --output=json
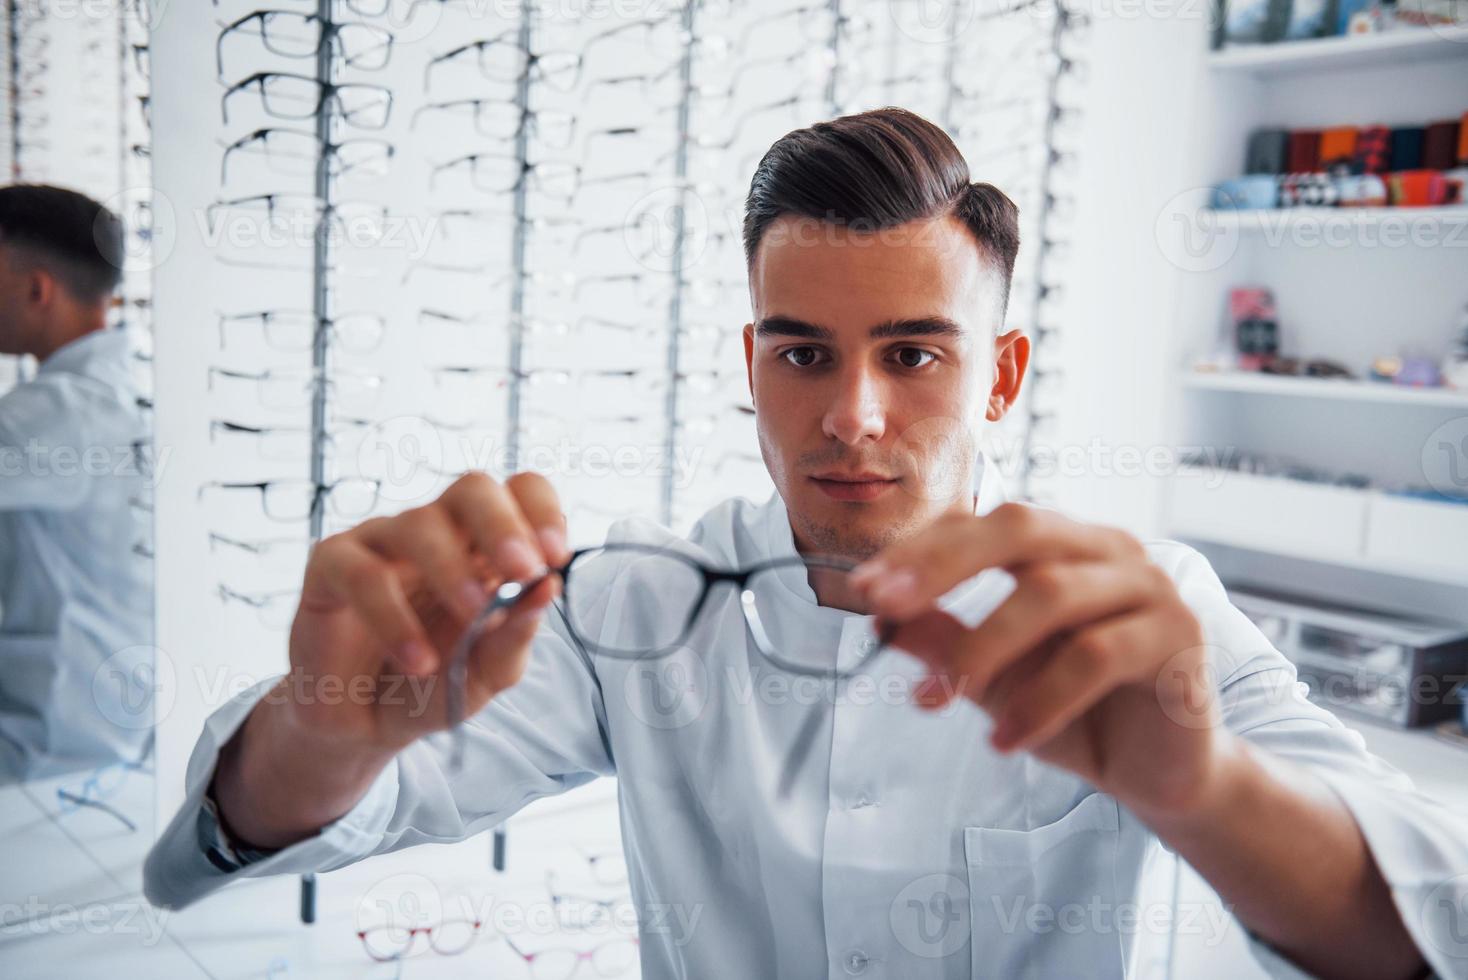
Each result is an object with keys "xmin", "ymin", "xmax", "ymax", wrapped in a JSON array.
[
  {"xmin": 985, "ymin": 328, "xmax": 1030, "ymax": 422},
  {"xmin": 742, "ymin": 322, "xmax": 755, "ymax": 401},
  {"xmin": 26, "ymin": 268, "xmax": 53, "ymax": 308}
]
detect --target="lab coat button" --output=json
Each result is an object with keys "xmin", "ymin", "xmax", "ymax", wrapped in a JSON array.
[{"xmin": 843, "ymin": 949, "xmax": 869, "ymax": 974}]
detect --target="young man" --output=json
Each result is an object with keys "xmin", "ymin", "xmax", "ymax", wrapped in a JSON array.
[
  {"xmin": 0, "ymin": 184, "xmax": 153, "ymax": 779},
  {"xmin": 146, "ymin": 110, "xmax": 1459, "ymax": 979}
]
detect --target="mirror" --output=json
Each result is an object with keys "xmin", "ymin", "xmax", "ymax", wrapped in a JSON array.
[{"xmin": 0, "ymin": 0, "xmax": 157, "ymax": 925}]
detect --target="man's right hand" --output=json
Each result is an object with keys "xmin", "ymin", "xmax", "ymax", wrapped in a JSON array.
[{"xmin": 212, "ymin": 471, "xmax": 569, "ymax": 850}]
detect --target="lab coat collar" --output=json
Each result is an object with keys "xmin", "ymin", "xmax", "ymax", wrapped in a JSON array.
[{"xmin": 38, "ymin": 325, "xmax": 131, "ymax": 376}]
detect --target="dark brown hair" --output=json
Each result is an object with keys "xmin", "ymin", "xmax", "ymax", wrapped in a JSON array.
[
  {"xmin": 0, "ymin": 183, "xmax": 124, "ymax": 304},
  {"xmin": 743, "ymin": 107, "xmax": 1020, "ymax": 317}
]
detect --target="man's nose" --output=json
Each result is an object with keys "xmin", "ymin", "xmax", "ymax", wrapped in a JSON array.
[{"xmin": 821, "ymin": 366, "xmax": 886, "ymax": 445}]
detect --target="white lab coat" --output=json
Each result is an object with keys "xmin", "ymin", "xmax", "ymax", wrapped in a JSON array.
[
  {"xmin": 0, "ymin": 327, "xmax": 153, "ymax": 780},
  {"xmin": 145, "ymin": 459, "xmax": 1468, "ymax": 978}
]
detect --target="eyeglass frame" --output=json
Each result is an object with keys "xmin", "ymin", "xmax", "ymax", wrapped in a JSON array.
[
  {"xmin": 221, "ymin": 71, "xmax": 394, "ymax": 129},
  {"xmin": 215, "ymin": 9, "xmax": 395, "ymax": 79},
  {"xmin": 216, "ymin": 307, "xmax": 387, "ymax": 353},
  {"xmin": 409, "ymin": 98, "xmax": 577, "ymax": 149},
  {"xmin": 444, "ymin": 543, "xmax": 893, "ymax": 769},
  {"xmin": 356, "ymin": 916, "xmax": 484, "ymax": 962},
  {"xmin": 55, "ymin": 756, "xmax": 152, "ymax": 832},
  {"xmin": 501, "ymin": 934, "xmax": 640, "ymax": 979},
  {"xmin": 220, "ymin": 127, "xmax": 395, "ymax": 183},
  {"xmin": 197, "ymin": 477, "xmax": 382, "ymax": 522}
]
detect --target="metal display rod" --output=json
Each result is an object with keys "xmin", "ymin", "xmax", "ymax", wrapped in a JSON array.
[
  {"xmin": 824, "ymin": 0, "xmax": 842, "ymax": 114},
  {"xmin": 504, "ymin": 2, "xmax": 536, "ymax": 474},
  {"xmin": 299, "ymin": 0, "xmax": 338, "ymax": 926},
  {"xmin": 1015, "ymin": 6, "xmax": 1074, "ymax": 503},
  {"xmin": 658, "ymin": 0, "xmax": 700, "ymax": 527},
  {"xmin": 6, "ymin": 0, "xmax": 19, "ymax": 182}
]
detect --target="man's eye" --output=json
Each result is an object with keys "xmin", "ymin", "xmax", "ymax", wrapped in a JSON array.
[
  {"xmin": 781, "ymin": 347, "xmax": 823, "ymax": 368},
  {"xmin": 895, "ymin": 348, "xmax": 935, "ymax": 368}
]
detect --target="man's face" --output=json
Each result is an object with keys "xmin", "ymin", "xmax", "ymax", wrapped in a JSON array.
[{"xmin": 744, "ymin": 214, "xmax": 1028, "ymax": 562}]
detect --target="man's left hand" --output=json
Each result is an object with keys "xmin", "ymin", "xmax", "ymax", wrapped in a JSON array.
[{"xmin": 852, "ymin": 502, "xmax": 1225, "ymax": 817}]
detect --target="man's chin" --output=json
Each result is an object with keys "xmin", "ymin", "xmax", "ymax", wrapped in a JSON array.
[{"xmin": 789, "ymin": 489, "xmax": 921, "ymax": 561}]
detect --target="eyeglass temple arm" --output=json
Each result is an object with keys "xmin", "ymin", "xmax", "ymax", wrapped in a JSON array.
[
  {"xmin": 446, "ymin": 563, "xmax": 566, "ymax": 771},
  {"xmin": 772, "ymin": 610, "xmax": 896, "ymax": 801}
]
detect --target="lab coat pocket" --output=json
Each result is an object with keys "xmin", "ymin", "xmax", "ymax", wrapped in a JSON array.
[{"xmin": 965, "ymin": 792, "xmax": 1125, "ymax": 980}]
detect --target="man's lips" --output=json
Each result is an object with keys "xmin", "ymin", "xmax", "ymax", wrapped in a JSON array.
[{"xmin": 809, "ymin": 472, "xmax": 900, "ymax": 502}]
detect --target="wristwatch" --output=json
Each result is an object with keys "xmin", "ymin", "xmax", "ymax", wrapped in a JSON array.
[{"xmin": 198, "ymin": 785, "xmax": 279, "ymax": 872}]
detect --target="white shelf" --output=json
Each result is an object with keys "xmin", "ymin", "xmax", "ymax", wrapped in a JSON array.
[
  {"xmin": 1183, "ymin": 371, "xmax": 1468, "ymax": 408},
  {"xmin": 1209, "ymin": 26, "xmax": 1468, "ymax": 76},
  {"xmin": 1203, "ymin": 206, "xmax": 1468, "ymax": 233},
  {"xmin": 1168, "ymin": 468, "xmax": 1468, "ymax": 587}
]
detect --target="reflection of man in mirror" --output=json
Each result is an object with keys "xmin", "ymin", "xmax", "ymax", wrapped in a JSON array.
[{"xmin": 0, "ymin": 185, "xmax": 153, "ymax": 781}]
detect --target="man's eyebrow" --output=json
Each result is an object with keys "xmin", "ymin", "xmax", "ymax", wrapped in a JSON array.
[
  {"xmin": 869, "ymin": 316, "xmax": 964, "ymax": 339},
  {"xmin": 754, "ymin": 316, "xmax": 833, "ymax": 340},
  {"xmin": 754, "ymin": 315, "xmax": 966, "ymax": 341}
]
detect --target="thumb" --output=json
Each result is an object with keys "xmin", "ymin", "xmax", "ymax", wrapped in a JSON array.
[{"xmin": 468, "ymin": 575, "xmax": 560, "ymax": 695}]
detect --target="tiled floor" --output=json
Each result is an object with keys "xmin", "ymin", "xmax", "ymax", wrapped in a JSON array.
[{"xmin": 0, "ymin": 785, "xmax": 632, "ymax": 980}]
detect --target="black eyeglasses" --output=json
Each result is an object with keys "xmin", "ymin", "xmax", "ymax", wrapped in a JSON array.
[
  {"xmin": 410, "ymin": 98, "xmax": 576, "ymax": 150},
  {"xmin": 422, "ymin": 13, "xmax": 684, "ymax": 93},
  {"xmin": 55, "ymin": 751, "xmax": 152, "ymax": 833},
  {"xmin": 208, "ymin": 416, "xmax": 371, "ymax": 460},
  {"xmin": 428, "ymin": 153, "xmax": 580, "ymax": 201},
  {"xmin": 218, "ymin": 583, "xmax": 300, "ymax": 629},
  {"xmin": 444, "ymin": 543, "xmax": 892, "ymax": 768},
  {"xmin": 207, "ymin": 365, "xmax": 385, "ymax": 414},
  {"xmin": 221, "ymin": 127, "xmax": 394, "ymax": 182},
  {"xmin": 221, "ymin": 71, "xmax": 393, "ymax": 129},
  {"xmin": 198, "ymin": 478, "xmax": 382, "ymax": 522},
  {"xmin": 205, "ymin": 194, "xmax": 390, "ymax": 243},
  {"xmin": 208, "ymin": 530, "xmax": 312, "ymax": 573},
  {"xmin": 211, "ymin": 0, "xmax": 392, "ymax": 17},
  {"xmin": 216, "ymin": 10, "xmax": 394, "ymax": 79},
  {"xmin": 424, "ymin": 29, "xmax": 579, "ymax": 92},
  {"xmin": 217, "ymin": 308, "xmax": 386, "ymax": 353}
]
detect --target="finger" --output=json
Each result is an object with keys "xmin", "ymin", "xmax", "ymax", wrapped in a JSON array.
[
  {"xmin": 940, "ymin": 559, "xmax": 1170, "ymax": 706},
  {"xmin": 988, "ymin": 609, "xmax": 1168, "ymax": 753},
  {"xmin": 852, "ymin": 504, "xmax": 1147, "ymax": 619},
  {"xmin": 358, "ymin": 507, "xmax": 485, "ymax": 623},
  {"xmin": 438, "ymin": 471, "xmax": 544, "ymax": 580},
  {"xmin": 464, "ymin": 575, "xmax": 561, "ymax": 697},
  {"xmin": 306, "ymin": 533, "xmax": 436, "ymax": 675},
  {"xmin": 910, "ymin": 628, "xmax": 1060, "ymax": 713},
  {"xmin": 505, "ymin": 471, "xmax": 570, "ymax": 566}
]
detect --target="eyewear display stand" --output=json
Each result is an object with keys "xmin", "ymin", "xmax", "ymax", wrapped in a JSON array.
[
  {"xmin": 657, "ymin": 0, "xmax": 700, "ymax": 526},
  {"xmin": 164, "ymin": 0, "xmax": 1090, "ymax": 937},
  {"xmin": 4, "ymin": 0, "xmax": 35, "ymax": 383},
  {"xmin": 298, "ymin": 0, "xmax": 338, "ymax": 927},
  {"xmin": 1013, "ymin": 6, "xmax": 1076, "ymax": 503}
]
